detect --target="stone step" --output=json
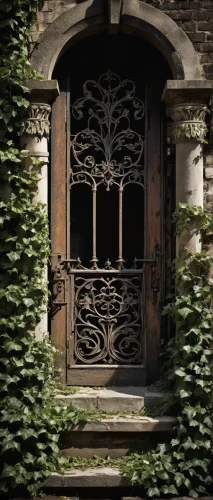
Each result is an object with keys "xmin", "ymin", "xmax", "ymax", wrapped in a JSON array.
[
  {"xmin": 45, "ymin": 468, "xmax": 127, "ymax": 488},
  {"xmin": 66, "ymin": 415, "xmax": 175, "ymax": 433},
  {"xmin": 55, "ymin": 386, "xmax": 165, "ymax": 412},
  {"xmin": 61, "ymin": 416, "xmax": 175, "ymax": 458}
]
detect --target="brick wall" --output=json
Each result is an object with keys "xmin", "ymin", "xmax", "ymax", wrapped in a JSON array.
[
  {"xmin": 30, "ymin": 0, "xmax": 76, "ymax": 47},
  {"xmin": 147, "ymin": 0, "xmax": 213, "ymax": 79},
  {"xmin": 31, "ymin": 0, "xmax": 213, "ymax": 79}
]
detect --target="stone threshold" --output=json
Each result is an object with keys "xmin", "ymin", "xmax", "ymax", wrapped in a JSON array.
[
  {"xmin": 55, "ymin": 386, "xmax": 165, "ymax": 412},
  {"xmin": 67, "ymin": 415, "xmax": 176, "ymax": 432}
]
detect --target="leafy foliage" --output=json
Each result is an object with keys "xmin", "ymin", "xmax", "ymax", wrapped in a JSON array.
[
  {"xmin": 0, "ymin": 1, "xmax": 84, "ymax": 497},
  {"xmin": 0, "ymin": 339, "xmax": 87, "ymax": 497},
  {"xmin": 173, "ymin": 203, "xmax": 212, "ymax": 235},
  {"xmin": 122, "ymin": 205, "xmax": 213, "ymax": 497}
]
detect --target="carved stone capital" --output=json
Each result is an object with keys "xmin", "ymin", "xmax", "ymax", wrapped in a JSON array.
[
  {"xmin": 167, "ymin": 103, "xmax": 209, "ymax": 143},
  {"xmin": 23, "ymin": 103, "xmax": 51, "ymax": 139}
]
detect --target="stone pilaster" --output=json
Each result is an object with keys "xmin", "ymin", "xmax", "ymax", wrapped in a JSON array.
[
  {"xmin": 167, "ymin": 102, "xmax": 209, "ymax": 256},
  {"xmin": 21, "ymin": 102, "xmax": 51, "ymax": 206},
  {"xmin": 20, "ymin": 81, "xmax": 59, "ymax": 340}
]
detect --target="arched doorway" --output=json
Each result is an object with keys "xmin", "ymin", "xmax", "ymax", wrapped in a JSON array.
[{"xmin": 50, "ymin": 32, "xmax": 173, "ymax": 386}]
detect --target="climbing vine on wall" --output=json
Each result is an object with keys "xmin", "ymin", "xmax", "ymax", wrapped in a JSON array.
[
  {"xmin": 123, "ymin": 204, "xmax": 213, "ymax": 497},
  {"xmin": 0, "ymin": 1, "xmax": 85, "ymax": 497}
]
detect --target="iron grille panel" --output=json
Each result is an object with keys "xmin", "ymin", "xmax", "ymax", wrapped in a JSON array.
[
  {"xmin": 69, "ymin": 71, "xmax": 145, "ymax": 367},
  {"xmin": 71, "ymin": 272, "xmax": 143, "ymax": 365}
]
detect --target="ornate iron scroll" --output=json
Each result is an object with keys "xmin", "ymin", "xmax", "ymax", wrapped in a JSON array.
[
  {"xmin": 71, "ymin": 70, "xmax": 144, "ymax": 190},
  {"xmin": 74, "ymin": 274, "xmax": 142, "ymax": 364}
]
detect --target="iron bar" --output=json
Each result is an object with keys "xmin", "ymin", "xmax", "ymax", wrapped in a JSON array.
[
  {"xmin": 69, "ymin": 273, "xmax": 75, "ymax": 365},
  {"xmin": 68, "ymin": 269, "xmax": 144, "ymax": 274},
  {"xmin": 57, "ymin": 258, "xmax": 154, "ymax": 264},
  {"xmin": 117, "ymin": 186, "xmax": 124, "ymax": 269},
  {"xmin": 90, "ymin": 187, "xmax": 98, "ymax": 267}
]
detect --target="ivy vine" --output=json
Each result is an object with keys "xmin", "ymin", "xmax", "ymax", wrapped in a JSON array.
[
  {"xmin": 173, "ymin": 203, "xmax": 212, "ymax": 235},
  {"xmin": 122, "ymin": 205, "xmax": 213, "ymax": 498},
  {"xmin": 0, "ymin": 1, "xmax": 84, "ymax": 497}
]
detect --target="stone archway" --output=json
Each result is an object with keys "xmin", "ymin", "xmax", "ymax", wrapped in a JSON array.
[
  {"xmin": 50, "ymin": 32, "xmax": 172, "ymax": 385},
  {"xmin": 30, "ymin": 0, "xmax": 202, "ymax": 80}
]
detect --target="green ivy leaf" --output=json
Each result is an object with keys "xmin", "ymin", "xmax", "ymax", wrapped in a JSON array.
[
  {"xmin": 180, "ymin": 389, "xmax": 189, "ymax": 398},
  {"xmin": 23, "ymin": 298, "xmax": 34, "ymax": 308},
  {"xmin": 175, "ymin": 369, "xmax": 186, "ymax": 377},
  {"xmin": 189, "ymin": 490, "xmax": 198, "ymax": 498},
  {"xmin": 1, "ymin": 441, "xmax": 21, "ymax": 453},
  {"xmin": 6, "ymin": 251, "xmax": 20, "ymax": 264},
  {"xmin": 4, "ymin": 341, "xmax": 22, "ymax": 352},
  {"xmin": 49, "ymin": 442, "xmax": 59, "ymax": 453},
  {"xmin": 178, "ymin": 307, "xmax": 193, "ymax": 319},
  {"xmin": 21, "ymin": 392, "xmax": 35, "ymax": 403},
  {"xmin": 16, "ymin": 429, "xmax": 38, "ymax": 440},
  {"xmin": 171, "ymin": 439, "xmax": 179, "ymax": 447},
  {"xmin": 148, "ymin": 487, "xmax": 160, "ymax": 497},
  {"xmin": 1, "ymin": 464, "xmax": 16, "ymax": 478}
]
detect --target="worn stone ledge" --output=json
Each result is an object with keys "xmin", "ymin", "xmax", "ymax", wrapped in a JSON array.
[
  {"xmin": 162, "ymin": 79, "xmax": 213, "ymax": 104},
  {"xmin": 66, "ymin": 416, "xmax": 176, "ymax": 433},
  {"xmin": 24, "ymin": 79, "xmax": 59, "ymax": 102},
  {"xmin": 54, "ymin": 386, "xmax": 165, "ymax": 412}
]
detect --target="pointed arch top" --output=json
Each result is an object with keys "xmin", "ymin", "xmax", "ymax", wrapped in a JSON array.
[{"xmin": 30, "ymin": 0, "xmax": 203, "ymax": 80}]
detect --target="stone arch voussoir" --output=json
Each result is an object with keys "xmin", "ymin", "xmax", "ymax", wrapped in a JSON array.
[{"xmin": 30, "ymin": 0, "xmax": 203, "ymax": 80}]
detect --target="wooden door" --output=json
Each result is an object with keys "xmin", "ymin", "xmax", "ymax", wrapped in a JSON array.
[
  {"xmin": 50, "ymin": 36, "xmax": 165, "ymax": 386},
  {"xmin": 51, "ymin": 77, "xmax": 162, "ymax": 386}
]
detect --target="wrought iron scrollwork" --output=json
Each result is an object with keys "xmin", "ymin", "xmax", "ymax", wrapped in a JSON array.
[
  {"xmin": 74, "ymin": 275, "xmax": 142, "ymax": 364},
  {"xmin": 71, "ymin": 70, "xmax": 144, "ymax": 190}
]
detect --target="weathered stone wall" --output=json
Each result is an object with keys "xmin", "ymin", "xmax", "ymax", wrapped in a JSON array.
[
  {"xmin": 31, "ymin": 0, "xmax": 213, "ymax": 78},
  {"xmin": 30, "ymin": 0, "xmax": 75, "ymax": 46}
]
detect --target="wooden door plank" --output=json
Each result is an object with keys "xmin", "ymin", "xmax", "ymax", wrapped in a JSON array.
[
  {"xmin": 145, "ymin": 83, "xmax": 162, "ymax": 385},
  {"xmin": 51, "ymin": 92, "xmax": 67, "ymax": 383}
]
